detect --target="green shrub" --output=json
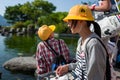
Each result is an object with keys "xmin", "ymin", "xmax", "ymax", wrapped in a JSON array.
[{"xmin": 12, "ymin": 22, "xmax": 25, "ymax": 29}]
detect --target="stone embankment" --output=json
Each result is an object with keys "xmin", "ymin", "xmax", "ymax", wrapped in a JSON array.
[{"xmin": 0, "ymin": 26, "xmax": 38, "ymax": 36}]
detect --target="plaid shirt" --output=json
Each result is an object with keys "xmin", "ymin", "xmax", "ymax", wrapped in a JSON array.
[{"xmin": 36, "ymin": 38, "xmax": 70, "ymax": 74}]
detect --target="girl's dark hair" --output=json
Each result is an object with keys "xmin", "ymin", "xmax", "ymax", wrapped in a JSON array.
[
  {"xmin": 87, "ymin": 21, "xmax": 101, "ymax": 38},
  {"xmin": 71, "ymin": 20, "xmax": 78, "ymax": 29},
  {"xmin": 70, "ymin": 20, "xmax": 101, "ymax": 38}
]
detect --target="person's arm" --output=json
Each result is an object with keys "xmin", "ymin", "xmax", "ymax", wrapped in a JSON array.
[
  {"xmin": 87, "ymin": 39, "xmax": 106, "ymax": 80},
  {"xmin": 68, "ymin": 62, "xmax": 77, "ymax": 71},
  {"xmin": 89, "ymin": 0, "xmax": 111, "ymax": 11},
  {"xmin": 36, "ymin": 44, "xmax": 47, "ymax": 74},
  {"xmin": 56, "ymin": 62, "xmax": 77, "ymax": 76}
]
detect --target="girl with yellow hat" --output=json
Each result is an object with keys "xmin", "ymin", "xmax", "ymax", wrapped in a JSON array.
[{"xmin": 55, "ymin": 5, "xmax": 109, "ymax": 80}]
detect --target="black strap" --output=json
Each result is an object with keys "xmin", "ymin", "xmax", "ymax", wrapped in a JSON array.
[
  {"xmin": 58, "ymin": 40, "xmax": 62, "ymax": 53},
  {"xmin": 43, "ymin": 40, "xmax": 61, "ymax": 56},
  {"xmin": 85, "ymin": 37, "xmax": 111, "ymax": 80},
  {"xmin": 86, "ymin": 37, "xmax": 109, "ymax": 56}
]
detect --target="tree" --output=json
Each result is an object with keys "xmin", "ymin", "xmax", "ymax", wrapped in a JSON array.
[
  {"xmin": 33, "ymin": 0, "xmax": 56, "ymax": 22},
  {"xmin": 37, "ymin": 12, "xmax": 69, "ymax": 33},
  {"xmin": 4, "ymin": 0, "xmax": 56, "ymax": 24},
  {"xmin": 4, "ymin": 4, "xmax": 24, "ymax": 24}
]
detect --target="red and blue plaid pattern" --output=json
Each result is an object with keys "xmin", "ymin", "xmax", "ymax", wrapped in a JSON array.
[{"xmin": 36, "ymin": 38, "xmax": 70, "ymax": 74}]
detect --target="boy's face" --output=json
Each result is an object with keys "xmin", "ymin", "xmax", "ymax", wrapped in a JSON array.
[{"xmin": 49, "ymin": 32, "xmax": 54, "ymax": 38}]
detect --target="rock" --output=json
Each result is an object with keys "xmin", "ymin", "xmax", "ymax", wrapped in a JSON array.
[{"xmin": 3, "ymin": 56, "xmax": 37, "ymax": 72}]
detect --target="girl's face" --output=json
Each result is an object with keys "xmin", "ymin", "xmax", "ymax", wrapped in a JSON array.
[{"xmin": 67, "ymin": 20, "xmax": 83, "ymax": 34}]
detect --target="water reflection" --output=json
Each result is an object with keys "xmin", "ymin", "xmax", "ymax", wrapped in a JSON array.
[
  {"xmin": 4, "ymin": 34, "xmax": 38, "ymax": 56},
  {"xmin": 60, "ymin": 37, "xmax": 78, "ymax": 57},
  {"xmin": 4, "ymin": 34, "xmax": 78, "ymax": 57}
]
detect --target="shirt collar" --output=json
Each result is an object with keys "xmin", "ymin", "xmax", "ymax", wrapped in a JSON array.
[{"xmin": 47, "ymin": 37, "xmax": 55, "ymax": 42}]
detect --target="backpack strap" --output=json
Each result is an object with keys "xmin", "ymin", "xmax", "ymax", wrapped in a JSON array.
[
  {"xmin": 43, "ymin": 40, "xmax": 61, "ymax": 56},
  {"xmin": 86, "ymin": 37, "xmax": 109, "ymax": 57},
  {"xmin": 58, "ymin": 40, "xmax": 62, "ymax": 53},
  {"xmin": 85, "ymin": 37, "xmax": 111, "ymax": 80}
]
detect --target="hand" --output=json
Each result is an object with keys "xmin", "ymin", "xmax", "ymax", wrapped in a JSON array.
[
  {"xmin": 55, "ymin": 65, "xmax": 69, "ymax": 76},
  {"xmin": 88, "ymin": 6, "xmax": 93, "ymax": 10},
  {"xmin": 89, "ymin": 4, "xmax": 96, "ymax": 10}
]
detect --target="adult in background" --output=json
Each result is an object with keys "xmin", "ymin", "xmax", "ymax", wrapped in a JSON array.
[
  {"xmin": 89, "ymin": 0, "xmax": 111, "ymax": 12},
  {"xmin": 89, "ymin": 0, "xmax": 119, "ymax": 65},
  {"xmin": 89, "ymin": 0, "xmax": 119, "ymax": 20},
  {"xmin": 89, "ymin": 0, "xmax": 120, "ymax": 79}
]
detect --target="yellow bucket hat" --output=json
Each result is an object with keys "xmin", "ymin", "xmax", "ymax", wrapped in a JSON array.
[
  {"xmin": 63, "ymin": 5, "xmax": 94, "ymax": 22},
  {"xmin": 38, "ymin": 25, "xmax": 56, "ymax": 40}
]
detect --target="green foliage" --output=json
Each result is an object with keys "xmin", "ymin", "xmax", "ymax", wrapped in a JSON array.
[
  {"xmin": 54, "ymin": 23, "xmax": 68, "ymax": 33},
  {"xmin": 118, "ymin": 4, "xmax": 120, "ymax": 11},
  {"xmin": 4, "ymin": 0, "xmax": 71, "ymax": 34},
  {"xmin": 24, "ymin": 20, "xmax": 33, "ymax": 27},
  {"xmin": 37, "ymin": 12, "xmax": 68, "ymax": 33},
  {"xmin": 27, "ymin": 24, "xmax": 35, "ymax": 29},
  {"xmin": 12, "ymin": 22, "xmax": 26, "ymax": 29},
  {"xmin": 32, "ymin": 0, "xmax": 56, "ymax": 14},
  {"xmin": 4, "ymin": 4, "xmax": 26, "ymax": 24},
  {"xmin": 4, "ymin": 0, "xmax": 56, "ymax": 24}
]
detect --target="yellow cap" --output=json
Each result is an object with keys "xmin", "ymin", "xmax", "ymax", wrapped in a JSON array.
[
  {"xmin": 38, "ymin": 25, "xmax": 56, "ymax": 40},
  {"xmin": 63, "ymin": 5, "xmax": 94, "ymax": 22}
]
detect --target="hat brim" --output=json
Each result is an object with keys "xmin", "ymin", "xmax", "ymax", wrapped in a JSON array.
[
  {"xmin": 49, "ymin": 25, "xmax": 56, "ymax": 31},
  {"xmin": 63, "ymin": 16, "xmax": 94, "ymax": 22}
]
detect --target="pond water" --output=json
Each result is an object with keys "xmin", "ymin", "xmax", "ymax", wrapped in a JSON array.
[{"xmin": 0, "ymin": 34, "xmax": 78, "ymax": 80}]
